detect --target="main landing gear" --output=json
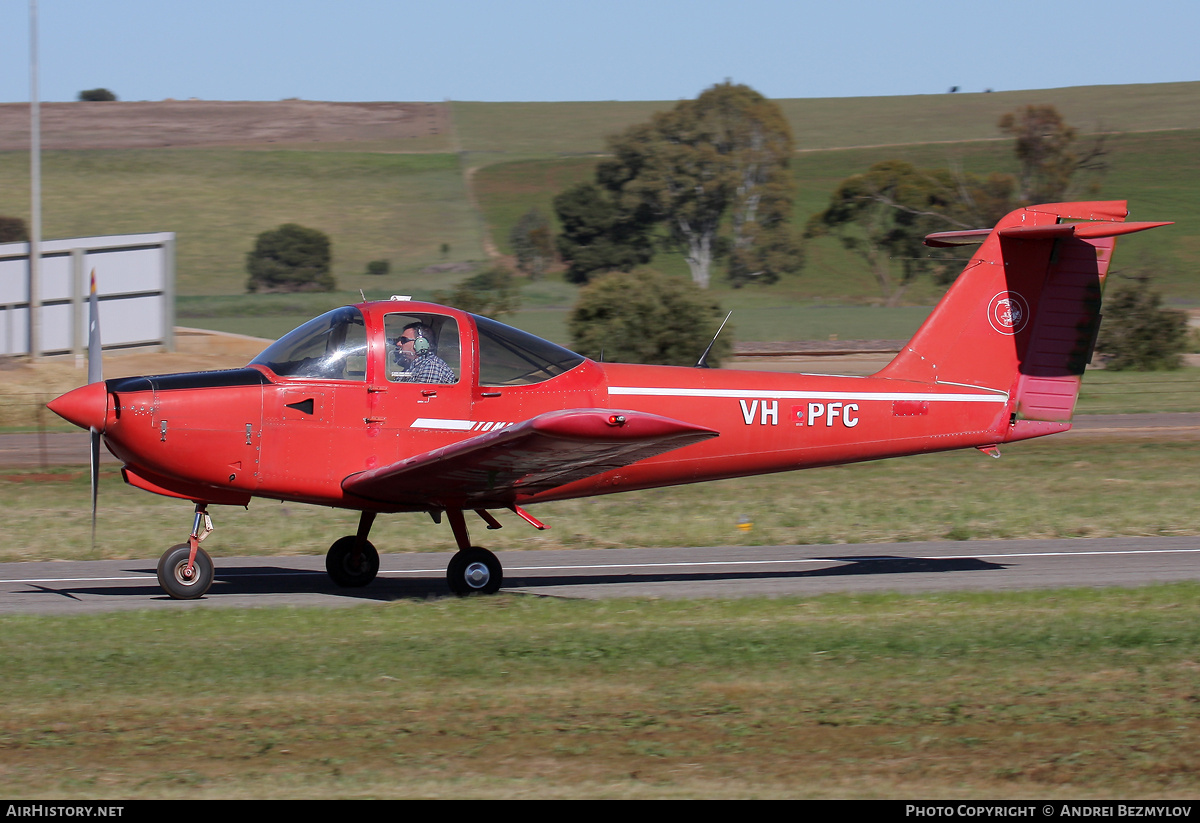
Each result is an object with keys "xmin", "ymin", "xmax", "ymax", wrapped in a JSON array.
[
  {"xmin": 323, "ymin": 508, "xmax": 506, "ymax": 595},
  {"xmin": 442, "ymin": 509, "xmax": 503, "ymax": 595},
  {"xmin": 326, "ymin": 512, "xmax": 380, "ymax": 587}
]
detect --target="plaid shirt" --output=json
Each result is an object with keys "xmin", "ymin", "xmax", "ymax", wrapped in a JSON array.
[{"xmin": 392, "ymin": 352, "xmax": 456, "ymax": 384}]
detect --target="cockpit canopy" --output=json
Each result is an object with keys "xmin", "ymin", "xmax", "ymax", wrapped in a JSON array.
[{"xmin": 249, "ymin": 304, "xmax": 587, "ymax": 386}]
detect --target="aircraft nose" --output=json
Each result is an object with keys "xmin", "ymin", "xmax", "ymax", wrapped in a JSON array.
[{"xmin": 47, "ymin": 382, "xmax": 109, "ymax": 432}]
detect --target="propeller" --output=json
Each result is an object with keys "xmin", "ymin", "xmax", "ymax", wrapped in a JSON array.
[
  {"xmin": 45, "ymin": 269, "xmax": 109, "ymax": 549},
  {"xmin": 87, "ymin": 269, "xmax": 102, "ymax": 546}
]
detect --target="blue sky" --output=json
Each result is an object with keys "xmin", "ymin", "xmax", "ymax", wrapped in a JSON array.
[{"xmin": 1, "ymin": 1, "xmax": 1197, "ymax": 103}]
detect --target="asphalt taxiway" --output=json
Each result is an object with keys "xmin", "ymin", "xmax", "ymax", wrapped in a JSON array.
[{"xmin": 2, "ymin": 536, "xmax": 1198, "ymax": 614}]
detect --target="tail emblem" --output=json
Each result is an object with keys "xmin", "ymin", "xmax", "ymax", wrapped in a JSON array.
[{"xmin": 988, "ymin": 292, "xmax": 1030, "ymax": 335}]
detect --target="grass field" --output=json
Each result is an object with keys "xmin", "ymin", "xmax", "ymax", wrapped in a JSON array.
[
  {"xmin": 1076, "ymin": 368, "xmax": 1200, "ymax": 415},
  {"xmin": 2, "ymin": 432, "xmax": 1197, "ymax": 799},
  {"xmin": 2, "ymin": 435, "xmax": 1197, "ymax": 564},
  {"xmin": 1, "ymin": 587, "xmax": 1197, "ymax": 798}
]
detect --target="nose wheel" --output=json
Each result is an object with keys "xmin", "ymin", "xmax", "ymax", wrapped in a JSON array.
[
  {"xmin": 157, "ymin": 542, "xmax": 214, "ymax": 600},
  {"xmin": 446, "ymin": 546, "xmax": 503, "ymax": 595},
  {"xmin": 156, "ymin": 504, "xmax": 216, "ymax": 600}
]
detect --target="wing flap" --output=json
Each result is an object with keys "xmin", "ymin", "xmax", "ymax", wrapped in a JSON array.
[{"xmin": 342, "ymin": 408, "xmax": 718, "ymax": 508}]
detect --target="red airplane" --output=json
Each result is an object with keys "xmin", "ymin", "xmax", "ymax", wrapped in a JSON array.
[{"xmin": 47, "ymin": 200, "xmax": 1169, "ymax": 600}]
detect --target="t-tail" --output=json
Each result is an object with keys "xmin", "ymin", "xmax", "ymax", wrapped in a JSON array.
[{"xmin": 875, "ymin": 200, "xmax": 1171, "ymax": 441}]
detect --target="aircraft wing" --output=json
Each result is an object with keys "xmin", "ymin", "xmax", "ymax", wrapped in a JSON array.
[{"xmin": 341, "ymin": 408, "xmax": 718, "ymax": 508}]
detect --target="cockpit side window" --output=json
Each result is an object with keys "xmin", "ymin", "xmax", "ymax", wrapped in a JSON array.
[
  {"xmin": 250, "ymin": 307, "xmax": 367, "ymax": 381},
  {"xmin": 474, "ymin": 314, "xmax": 585, "ymax": 386},
  {"xmin": 384, "ymin": 313, "xmax": 460, "ymax": 384}
]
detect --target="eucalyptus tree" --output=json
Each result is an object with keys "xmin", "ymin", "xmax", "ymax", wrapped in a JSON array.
[
  {"xmin": 600, "ymin": 81, "xmax": 800, "ymax": 288},
  {"xmin": 555, "ymin": 82, "xmax": 801, "ymax": 288}
]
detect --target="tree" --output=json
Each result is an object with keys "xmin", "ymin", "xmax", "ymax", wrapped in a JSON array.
[
  {"xmin": 806, "ymin": 160, "xmax": 1014, "ymax": 305},
  {"xmin": 1097, "ymin": 271, "xmax": 1188, "ymax": 371},
  {"xmin": 553, "ymin": 182, "xmax": 655, "ymax": 284},
  {"xmin": 78, "ymin": 88, "xmax": 117, "ymax": 102},
  {"xmin": 0, "ymin": 215, "xmax": 28, "ymax": 242},
  {"xmin": 997, "ymin": 104, "xmax": 1107, "ymax": 204},
  {"xmin": 807, "ymin": 105, "xmax": 1106, "ymax": 304},
  {"xmin": 598, "ymin": 81, "xmax": 800, "ymax": 288},
  {"xmin": 245, "ymin": 224, "xmax": 335, "ymax": 293},
  {"xmin": 508, "ymin": 208, "xmax": 555, "ymax": 279},
  {"xmin": 725, "ymin": 188, "xmax": 805, "ymax": 287},
  {"xmin": 432, "ymin": 265, "xmax": 521, "ymax": 319},
  {"xmin": 569, "ymin": 269, "xmax": 733, "ymax": 366}
]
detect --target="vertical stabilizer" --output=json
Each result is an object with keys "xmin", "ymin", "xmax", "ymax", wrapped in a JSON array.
[{"xmin": 877, "ymin": 201, "xmax": 1170, "ymax": 437}]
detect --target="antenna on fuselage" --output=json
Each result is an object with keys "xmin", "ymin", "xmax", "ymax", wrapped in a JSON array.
[{"xmin": 695, "ymin": 311, "xmax": 732, "ymax": 369}]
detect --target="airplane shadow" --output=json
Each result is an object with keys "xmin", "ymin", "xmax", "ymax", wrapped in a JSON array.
[
  {"xmin": 507, "ymin": 554, "xmax": 1009, "ymax": 591},
  {"xmin": 28, "ymin": 554, "xmax": 1010, "ymax": 603}
]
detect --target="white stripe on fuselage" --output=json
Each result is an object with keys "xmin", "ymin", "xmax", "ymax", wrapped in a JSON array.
[
  {"xmin": 411, "ymin": 418, "xmax": 513, "ymax": 431},
  {"xmin": 607, "ymin": 387, "xmax": 1008, "ymax": 403},
  {"xmin": 409, "ymin": 388, "xmax": 1005, "ymax": 432}
]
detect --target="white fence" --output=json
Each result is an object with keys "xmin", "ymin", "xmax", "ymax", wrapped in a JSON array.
[{"xmin": 0, "ymin": 232, "xmax": 175, "ymax": 356}]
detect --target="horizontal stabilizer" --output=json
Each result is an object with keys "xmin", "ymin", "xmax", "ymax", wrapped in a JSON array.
[
  {"xmin": 925, "ymin": 220, "xmax": 1172, "ymax": 247},
  {"xmin": 342, "ymin": 408, "xmax": 718, "ymax": 508},
  {"xmin": 923, "ymin": 228, "xmax": 991, "ymax": 247}
]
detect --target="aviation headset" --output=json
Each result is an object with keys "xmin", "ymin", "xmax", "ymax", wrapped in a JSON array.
[{"xmin": 402, "ymin": 323, "xmax": 433, "ymax": 355}]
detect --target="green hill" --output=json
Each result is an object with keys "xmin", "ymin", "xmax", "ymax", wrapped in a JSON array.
[
  {"xmin": 453, "ymin": 82, "xmax": 1200, "ymax": 155},
  {"xmin": 1, "ymin": 82, "xmax": 1195, "ymax": 343}
]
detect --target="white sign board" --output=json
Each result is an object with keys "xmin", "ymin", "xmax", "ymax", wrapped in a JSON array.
[{"xmin": 0, "ymin": 232, "xmax": 175, "ymax": 356}]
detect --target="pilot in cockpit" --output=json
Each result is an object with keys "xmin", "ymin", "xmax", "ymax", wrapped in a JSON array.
[{"xmin": 391, "ymin": 322, "xmax": 456, "ymax": 384}]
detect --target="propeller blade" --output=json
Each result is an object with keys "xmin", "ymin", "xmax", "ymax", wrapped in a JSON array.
[
  {"xmin": 87, "ymin": 269, "xmax": 101, "ymax": 549},
  {"xmin": 90, "ymin": 428, "xmax": 100, "ymax": 547}
]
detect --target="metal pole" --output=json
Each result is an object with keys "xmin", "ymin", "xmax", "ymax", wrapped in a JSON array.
[
  {"xmin": 163, "ymin": 234, "xmax": 176, "ymax": 352},
  {"xmin": 28, "ymin": 0, "xmax": 41, "ymax": 362},
  {"xmin": 72, "ymin": 248, "xmax": 85, "ymax": 364}
]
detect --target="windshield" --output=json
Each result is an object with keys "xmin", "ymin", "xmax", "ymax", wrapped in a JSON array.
[
  {"xmin": 474, "ymin": 314, "xmax": 585, "ymax": 386},
  {"xmin": 250, "ymin": 307, "xmax": 367, "ymax": 381}
]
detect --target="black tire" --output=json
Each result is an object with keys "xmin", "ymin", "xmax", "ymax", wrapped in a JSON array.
[
  {"xmin": 157, "ymin": 542, "xmax": 215, "ymax": 600},
  {"xmin": 326, "ymin": 536, "xmax": 380, "ymax": 587},
  {"xmin": 446, "ymin": 546, "xmax": 503, "ymax": 596}
]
